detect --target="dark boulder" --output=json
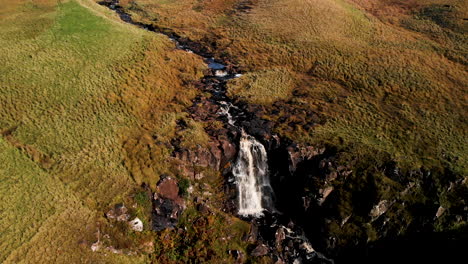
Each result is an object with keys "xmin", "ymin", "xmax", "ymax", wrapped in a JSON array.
[{"xmin": 152, "ymin": 176, "xmax": 185, "ymax": 231}]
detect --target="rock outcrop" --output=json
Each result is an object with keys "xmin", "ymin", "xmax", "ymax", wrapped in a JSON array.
[{"xmin": 152, "ymin": 176, "xmax": 185, "ymax": 231}]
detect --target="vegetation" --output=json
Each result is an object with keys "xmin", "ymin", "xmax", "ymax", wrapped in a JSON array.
[
  {"xmin": 117, "ymin": 0, "xmax": 467, "ymax": 258},
  {"xmin": 0, "ymin": 0, "xmax": 210, "ymax": 262},
  {"xmin": 119, "ymin": 0, "xmax": 467, "ymax": 175},
  {"xmin": 227, "ymin": 68, "xmax": 295, "ymax": 105},
  {"xmin": 1, "ymin": 0, "xmax": 466, "ymax": 262}
]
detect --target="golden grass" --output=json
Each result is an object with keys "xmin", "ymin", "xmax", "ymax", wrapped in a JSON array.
[
  {"xmin": 0, "ymin": 0, "xmax": 206, "ymax": 261},
  {"xmin": 0, "ymin": 137, "xmax": 146, "ymax": 263},
  {"xmin": 228, "ymin": 67, "xmax": 295, "ymax": 104},
  {"xmin": 122, "ymin": 0, "xmax": 467, "ymax": 174}
]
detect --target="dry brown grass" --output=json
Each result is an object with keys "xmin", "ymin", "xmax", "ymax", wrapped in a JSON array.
[
  {"xmin": 121, "ymin": 0, "xmax": 467, "ymax": 174},
  {"xmin": 228, "ymin": 67, "xmax": 295, "ymax": 104}
]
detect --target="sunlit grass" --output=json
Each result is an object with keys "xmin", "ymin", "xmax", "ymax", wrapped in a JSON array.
[
  {"xmin": 122, "ymin": 0, "xmax": 467, "ymax": 174},
  {"xmin": 0, "ymin": 0, "xmax": 205, "ymax": 262}
]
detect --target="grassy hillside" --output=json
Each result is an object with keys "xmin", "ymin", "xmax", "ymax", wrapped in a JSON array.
[
  {"xmin": 119, "ymin": 0, "xmax": 467, "ymax": 174},
  {"xmin": 0, "ymin": 0, "xmax": 205, "ymax": 262},
  {"xmin": 1, "ymin": 0, "xmax": 466, "ymax": 262}
]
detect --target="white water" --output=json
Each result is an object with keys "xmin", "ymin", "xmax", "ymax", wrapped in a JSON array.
[
  {"xmin": 233, "ymin": 131, "xmax": 274, "ymax": 217},
  {"xmin": 218, "ymin": 101, "xmax": 237, "ymax": 126}
]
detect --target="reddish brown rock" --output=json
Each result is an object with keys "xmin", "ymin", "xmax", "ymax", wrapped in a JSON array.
[
  {"xmin": 152, "ymin": 176, "xmax": 185, "ymax": 231},
  {"xmin": 251, "ymin": 243, "xmax": 269, "ymax": 257},
  {"xmin": 287, "ymin": 144, "xmax": 326, "ymax": 173},
  {"xmin": 157, "ymin": 177, "xmax": 179, "ymax": 200}
]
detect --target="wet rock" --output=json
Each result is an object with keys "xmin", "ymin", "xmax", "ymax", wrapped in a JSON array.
[
  {"xmin": 435, "ymin": 206, "xmax": 446, "ymax": 218},
  {"xmin": 370, "ymin": 200, "xmax": 391, "ymax": 220},
  {"xmin": 241, "ymin": 117, "xmax": 273, "ymax": 140},
  {"xmin": 220, "ymin": 139, "xmax": 236, "ymax": 163},
  {"xmin": 245, "ymin": 223, "xmax": 258, "ymax": 243},
  {"xmin": 275, "ymin": 227, "xmax": 286, "ymax": 249},
  {"xmin": 302, "ymin": 196, "xmax": 312, "ymax": 211},
  {"xmin": 300, "ymin": 241, "xmax": 315, "ymax": 254},
  {"xmin": 341, "ymin": 215, "xmax": 352, "ymax": 227},
  {"xmin": 318, "ymin": 186, "xmax": 334, "ymax": 206},
  {"xmin": 274, "ymin": 258, "xmax": 285, "ymax": 264},
  {"xmin": 251, "ymin": 243, "xmax": 269, "ymax": 257},
  {"xmin": 287, "ymin": 145, "xmax": 326, "ymax": 173},
  {"xmin": 215, "ymin": 70, "xmax": 228, "ymax": 77},
  {"xmin": 129, "ymin": 217, "xmax": 143, "ymax": 232},
  {"xmin": 229, "ymin": 250, "xmax": 246, "ymax": 263}
]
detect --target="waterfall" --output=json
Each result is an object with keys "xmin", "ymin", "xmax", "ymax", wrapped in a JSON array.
[{"xmin": 233, "ymin": 131, "xmax": 274, "ymax": 217}]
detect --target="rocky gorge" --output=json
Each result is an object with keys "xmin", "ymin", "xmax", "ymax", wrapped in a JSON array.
[{"xmin": 96, "ymin": 1, "xmax": 467, "ymax": 263}]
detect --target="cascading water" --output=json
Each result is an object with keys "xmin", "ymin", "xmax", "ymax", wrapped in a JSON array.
[
  {"xmin": 99, "ymin": 2, "xmax": 333, "ymax": 261},
  {"xmin": 232, "ymin": 131, "xmax": 274, "ymax": 217}
]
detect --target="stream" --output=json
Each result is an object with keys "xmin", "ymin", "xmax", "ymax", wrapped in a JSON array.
[{"xmin": 99, "ymin": 1, "xmax": 333, "ymax": 263}]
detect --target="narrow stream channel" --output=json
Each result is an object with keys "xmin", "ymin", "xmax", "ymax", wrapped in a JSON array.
[
  {"xmin": 98, "ymin": 0, "xmax": 276, "ymax": 217},
  {"xmin": 99, "ymin": 1, "xmax": 333, "ymax": 263}
]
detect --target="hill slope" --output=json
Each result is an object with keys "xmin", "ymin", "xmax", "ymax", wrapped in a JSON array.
[{"xmin": 0, "ymin": 0, "xmax": 205, "ymax": 262}]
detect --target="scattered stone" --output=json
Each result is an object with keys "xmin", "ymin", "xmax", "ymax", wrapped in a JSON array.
[
  {"xmin": 197, "ymin": 203, "xmax": 211, "ymax": 214},
  {"xmin": 370, "ymin": 200, "xmax": 391, "ymax": 220},
  {"xmin": 318, "ymin": 186, "xmax": 334, "ymax": 205},
  {"xmin": 106, "ymin": 204, "xmax": 129, "ymax": 221},
  {"xmin": 91, "ymin": 241, "xmax": 102, "ymax": 252},
  {"xmin": 106, "ymin": 246, "xmax": 123, "ymax": 254},
  {"xmin": 300, "ymin": 242, "xmax": 315, "ymax": 254},
  {"xmin": 215, "ymin": 70, "xmax": 228, "ymax": 77},
  {"xmin": 435, "ymin": 206, "xmax": 446, "ymax": 218},
  {"xmin": 251, "ymin": 243, "xmax": 269, "ymax": 257},
  {"xmin": 117, "ymin": 213, "xmax": 130, "ymax": 222},
  {"xmin": 341, "ymin": 214, "xmax": 352, "ymax": 227},
  {"xmin": 275, "ymin": 227, "xmax": 286, "ymax": 248},
  {"xmin": 152, "ymin": 176, "xmax": 185, "ymax": 231},
  {"xmin": 195, "ymin": 172, "xmax": 205, "ymax": 180},
  {"xmin": 129, "ymin": 217, "xmax": 143, "ymax": 232},
  {"xmin": 187, "ymin": 185, "xmax": 194, "ymax": 194}
]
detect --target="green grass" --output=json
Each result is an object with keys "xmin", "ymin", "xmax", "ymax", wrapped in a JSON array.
[
  {"xmin": 0, "ymin": 0, "xmax": 206, "ymax": 262},
  {"xmin": 2, "ymin": 0, "xmax": 466, "ymax": 261},
  {"xmin": 0, "ymin": 136, "xmax": 146, "ymax": 263}
]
